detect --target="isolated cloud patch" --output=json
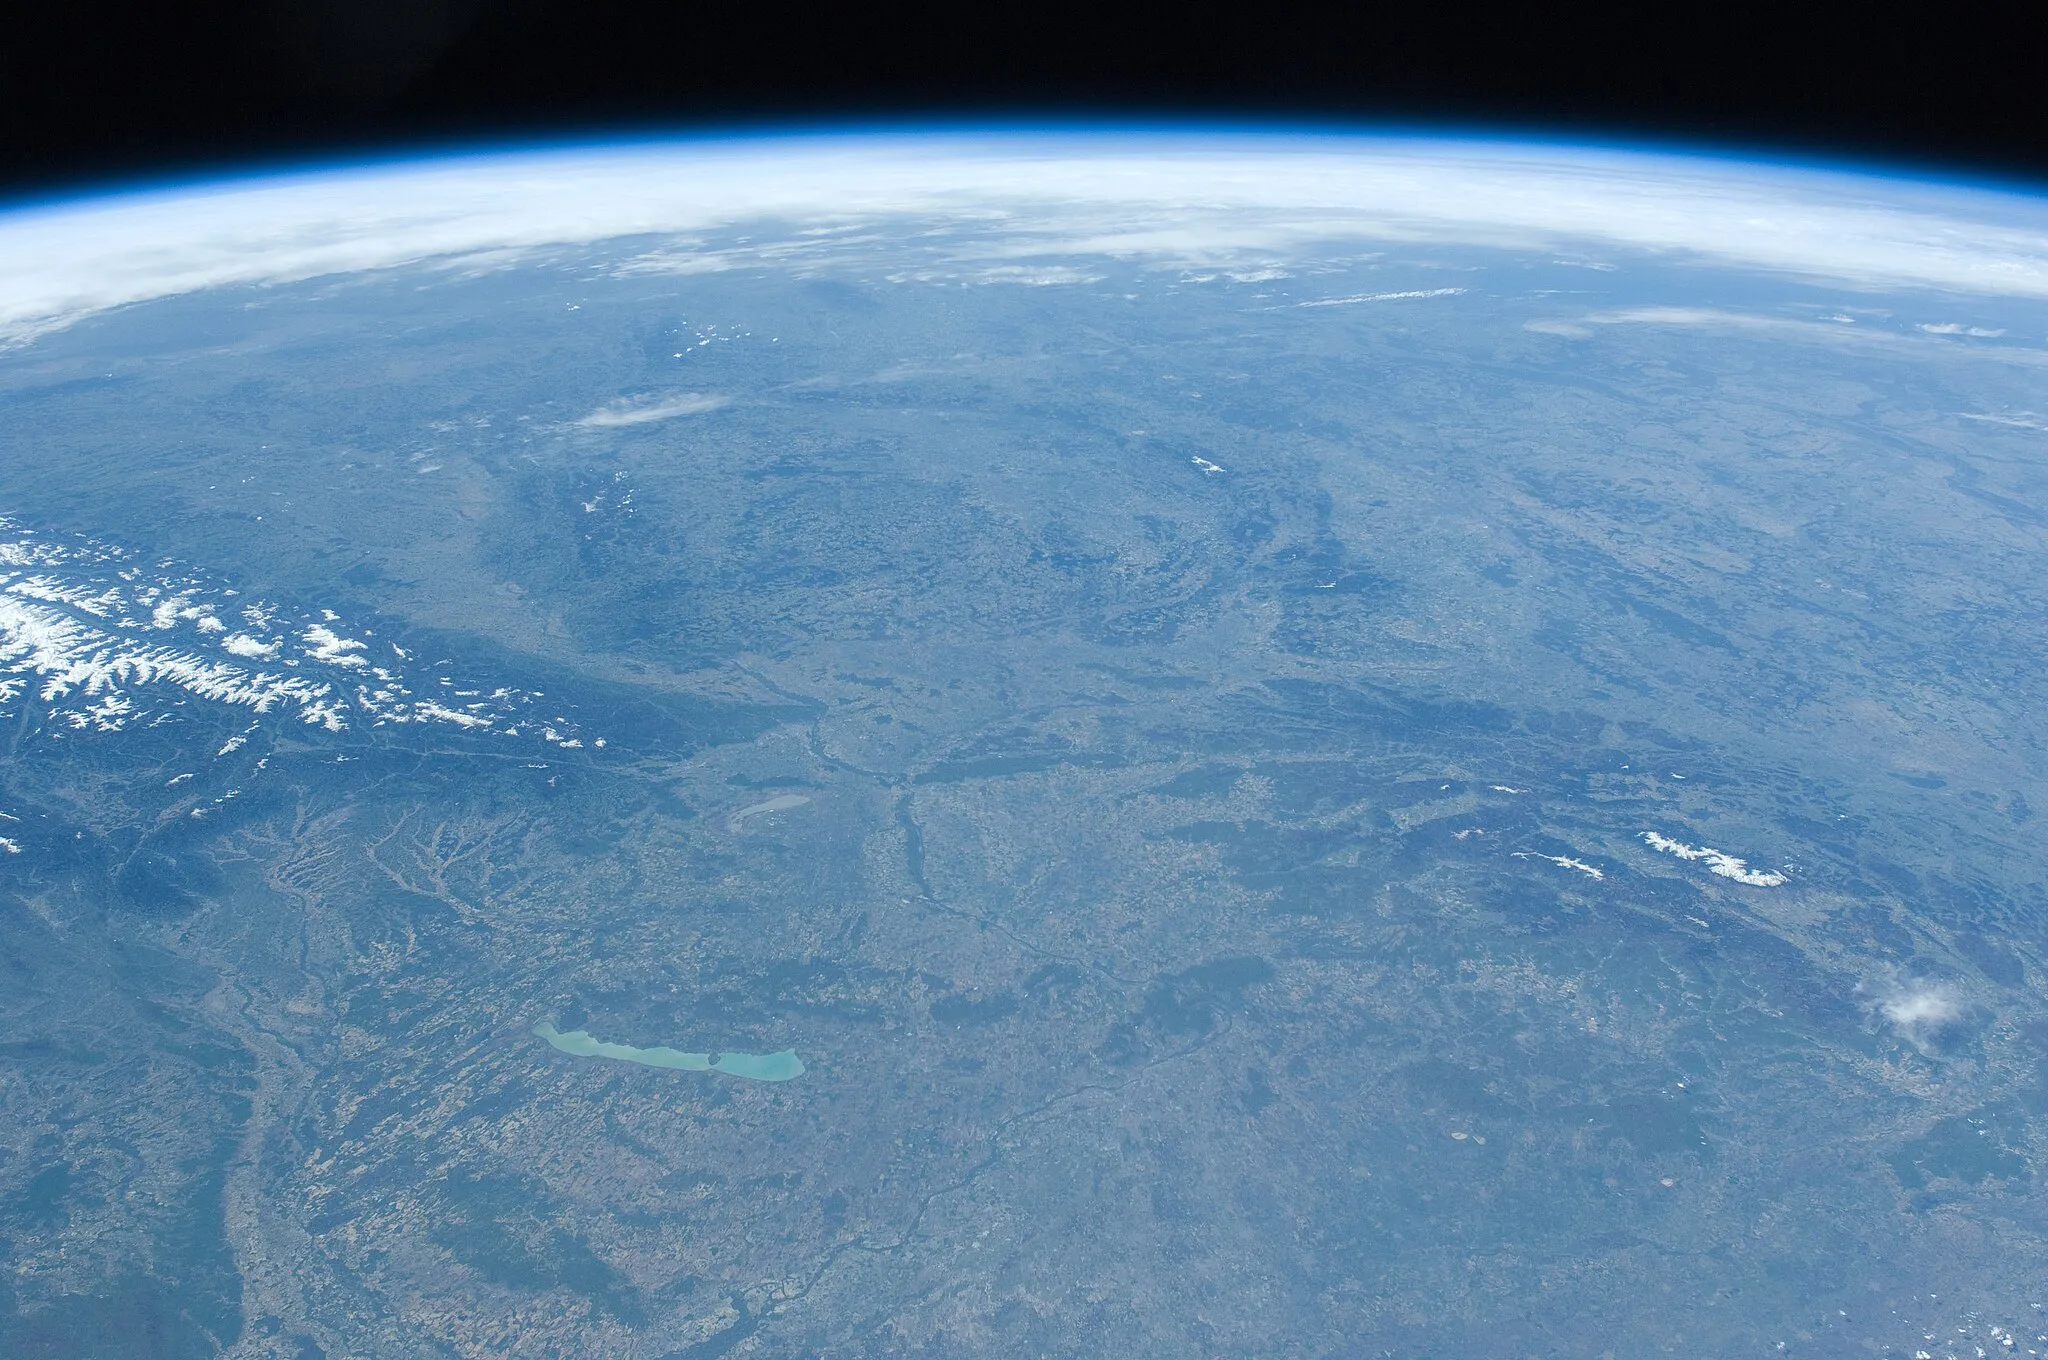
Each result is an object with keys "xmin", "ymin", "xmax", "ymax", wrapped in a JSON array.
[
  {"xmin": 1861, "ymin": 976, "xmax": 1963, "ymax": 1048},
  {"xmin": 575, "ymin": 393, "xmax": 729, "ymax": 427},
  {"xmin": 1292, "ymin": 287, "xmax": 1466, "ymax": 308}
]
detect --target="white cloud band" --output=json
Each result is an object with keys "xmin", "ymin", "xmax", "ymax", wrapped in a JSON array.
[{"xmin": 2, "ymin": 134, "xmax": 2047, "ymax": 343}]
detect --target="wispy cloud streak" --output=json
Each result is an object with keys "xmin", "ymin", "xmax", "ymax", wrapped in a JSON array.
[{"xmin": 575, "ymin": 393, "xmax": 728, "ymax": 427}]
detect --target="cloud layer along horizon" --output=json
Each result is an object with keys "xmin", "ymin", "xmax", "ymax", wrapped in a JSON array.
[{"xmin": 3, "ymin": 135, "xmax": 2048, "ymax": 343}]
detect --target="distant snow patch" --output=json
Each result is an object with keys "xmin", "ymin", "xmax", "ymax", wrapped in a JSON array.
[
  {"xmin": 411, "ymin": 700, "xmax": 493, "ymax": 729},
  {"xmin": 302, "ymin": 625, "xmax": 369, "ymax": 667},
  {"xmin": 1514, "ymin": 851, "xmax": 1604, "ymax": 880},
  {"xmin": 576, "ymin": 393, "xmax": 728, "ymax": 427},
  {"xmin": 1640, "ymin": 830, "xmax": 1787, "ymax": 886}
]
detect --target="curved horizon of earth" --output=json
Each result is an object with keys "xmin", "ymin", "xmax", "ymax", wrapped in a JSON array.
[{"xmin": 0, "ymin": 130, "xmax": 2044, "ymax": 1359}]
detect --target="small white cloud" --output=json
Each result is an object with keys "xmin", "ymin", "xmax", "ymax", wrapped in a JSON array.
[
  {"xmin": 576, "ymin": 392, "xmax": 729, "ymax": 427},
  {"xmin": 1863, "ymin": 977, "xmax": 1963, "ymax": 1048},
  {"xmin": 1885, "ymin": 987, "xmax": 1959, "ymax": 1029},
  {"xmin": 1919, "ymin": 322, "xmax": 2006, "ymax": 337}
]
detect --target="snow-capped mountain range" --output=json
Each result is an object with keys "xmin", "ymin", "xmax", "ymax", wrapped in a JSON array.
[{"xmin": 0, "ymin": 515, "xmax": 591, "ymax": 751}]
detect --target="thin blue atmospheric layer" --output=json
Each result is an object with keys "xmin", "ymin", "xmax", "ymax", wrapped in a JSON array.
[
  {"xmin": 534, "ymin": 1022, "xmax": 804, "ymax": 1081},
  {"xmin": 10, "ymin": 119, "xmax": 2048, "ymax": 226}
]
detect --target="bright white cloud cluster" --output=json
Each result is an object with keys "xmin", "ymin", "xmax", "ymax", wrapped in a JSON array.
[
  {"xmin": 1883, "ymin": 985, "xmax": 1960, "ymax": 1031},
  {"xmin": 0, "ymin": 516, "xmax": 589, "ymax": 749},
  {"xmin": 1862, "ymin": 977, "xmax": 1964, "ymax": 1047},
  {"xmin": 1639, "ymin": 830, "xmax": 1788, "ymax": 886},
  {"xmin": 3, "ymin": 134, "xmax": 2048, "ymax": 343}
]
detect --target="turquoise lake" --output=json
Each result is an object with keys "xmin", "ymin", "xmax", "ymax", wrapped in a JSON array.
[{"xmin": 533, "ymin": 1022, "xmax": 804, "ymax": 1082}]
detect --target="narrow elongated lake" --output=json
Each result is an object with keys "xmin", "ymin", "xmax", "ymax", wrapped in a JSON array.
[{"xmin": 533, "ymin": 1021, "xmax": 804, "ymax": 1082}]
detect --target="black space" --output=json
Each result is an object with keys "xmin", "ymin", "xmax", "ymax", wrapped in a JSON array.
[{"xmin": 4, "ymin": 1, "xmax": 2048, "ymax": 199}]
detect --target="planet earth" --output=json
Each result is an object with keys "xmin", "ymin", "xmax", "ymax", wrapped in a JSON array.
[{"xmin": 0, "ymin": 133, "xmax": 2045, "ymax": 1359}]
